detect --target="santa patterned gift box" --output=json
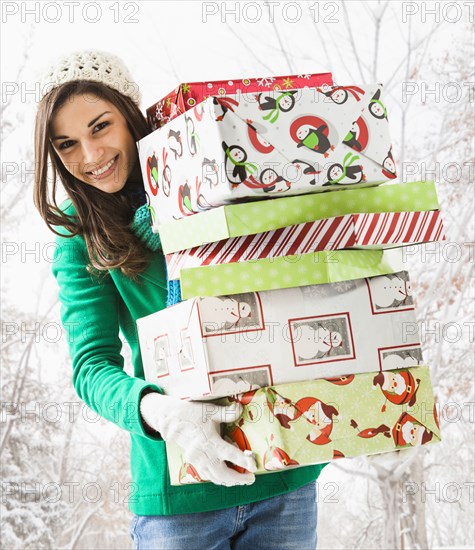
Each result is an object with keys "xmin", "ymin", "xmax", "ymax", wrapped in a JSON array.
[
  {"xmin": 137, "ymin": 270, "xmax": 423, "ymax": 400},
  {"xmin": 165, "ymin": 365, "xmax": 441, "ymax": 485},
  {"xmin": 138, "ymin": 83, "xmax": 397, "ymax": 227},
  {"xmin": 179, "ymin": 247, "xmax": 405, "ymax": 299},
  {"xmin": 158, "ymin": 180, "xmax": 440, "ymax": 254},
  {"xmin": 165, "ymin": 210, "xmax": 445, "ymax": 281},
  {"xmin": 146, "ymin": 72, "xmax": 333, "ymax": 131}
]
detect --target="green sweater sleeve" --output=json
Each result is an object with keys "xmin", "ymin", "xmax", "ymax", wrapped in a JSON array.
[{"xmin": 51, "ymin": 227, "xmax": 163, "ymax": 441}]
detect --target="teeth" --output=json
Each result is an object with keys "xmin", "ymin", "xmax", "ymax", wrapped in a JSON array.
[{"xmin": 91, "ymin": 157, "xmax": 116, "ymax": 176}]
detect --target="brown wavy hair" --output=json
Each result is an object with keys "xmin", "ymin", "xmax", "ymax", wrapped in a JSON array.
[{"xmin": 33, "ymin": 80, "xmax": 153, "ymax": 281}]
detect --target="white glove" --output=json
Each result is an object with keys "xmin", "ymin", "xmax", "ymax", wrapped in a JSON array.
[{"xmin": 140, "ymin": 392, "xmax": 257, "ymax": 486}]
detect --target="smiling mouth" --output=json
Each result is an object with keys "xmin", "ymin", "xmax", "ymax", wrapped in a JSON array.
[{"xmin": 87, "ymin": 155, "xmax": 119, "ymax": 178}]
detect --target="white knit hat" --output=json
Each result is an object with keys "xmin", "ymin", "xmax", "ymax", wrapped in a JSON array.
[{"xmin": 37, "ymin": 49, "xmax": 142, "ymax": 106}]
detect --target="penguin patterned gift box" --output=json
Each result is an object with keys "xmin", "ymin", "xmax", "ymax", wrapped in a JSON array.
[
  {"xmin": 138, "ymin": 82, "xmax": 398, "ymax": 227},
  {"xmin": 146, "ymin": 72, "xmax": 333, "ymax": 131},
  {"xmin": 136, "ymin": 270, "xmax": 423, "ymax": 400},
  {"xmin": 165, "ymin": 365, "xmax": 441, "ymax": 485}
]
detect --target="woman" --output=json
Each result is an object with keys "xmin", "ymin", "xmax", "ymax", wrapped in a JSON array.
[{"xmin": 33, "ymin": 50, "xmax": 327, "ymax": 549}]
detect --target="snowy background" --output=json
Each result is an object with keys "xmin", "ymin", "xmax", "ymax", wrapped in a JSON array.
[{"xmin": 1, "ymin": 1, "xmax": 474, "ymax": 548}]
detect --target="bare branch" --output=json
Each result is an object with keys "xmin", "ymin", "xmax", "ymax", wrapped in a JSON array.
[
  {"xmin": 266, "ymin": 3, "xmax": 295, "ymax": 73},
  {"xmin": 341, "ymin": 1, "xmax": 367, "ymax": 81},
  {"xmin": 225, "ymin": 22, "xmax": 274, "ymax": 74}
]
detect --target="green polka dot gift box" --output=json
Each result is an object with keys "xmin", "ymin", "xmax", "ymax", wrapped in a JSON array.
[
  {"xmin": 179, "ymin": 247, "xmax": 406, "ymax": 300},
  {"xmin": 158, "ymin": 180, "xmax": 439, "ymax": 254}
]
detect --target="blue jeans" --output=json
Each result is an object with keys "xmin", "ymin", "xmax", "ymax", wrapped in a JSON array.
[{"xmin": 129, "ymin": 480, "xmax": 318, "ymax": 549}]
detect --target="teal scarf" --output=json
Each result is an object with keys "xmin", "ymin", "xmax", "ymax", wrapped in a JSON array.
[{"xmin": 129, "ymin": 203, "xmax": 182, "ymax": 307}]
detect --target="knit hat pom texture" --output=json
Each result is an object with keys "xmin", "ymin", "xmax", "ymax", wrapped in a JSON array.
[{"xmin": 38, "ymin": 49, "xmax": 141, "ymax": 106}]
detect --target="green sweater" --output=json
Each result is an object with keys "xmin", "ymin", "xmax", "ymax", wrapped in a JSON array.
[{"xmin": 51, "ymin": 199, "xmax": 328, "ymax": 516}]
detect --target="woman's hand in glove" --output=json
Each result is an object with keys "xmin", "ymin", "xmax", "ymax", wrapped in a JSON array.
[{"xmin": 140, "ymin": 392, "xmax": 257, "ymax": 486}]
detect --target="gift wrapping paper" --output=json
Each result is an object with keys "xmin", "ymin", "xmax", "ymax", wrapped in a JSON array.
[
  {"xmin": 166, "ymin": 210, "xmax": 445, "ymax": 281},
  {"xmin": 165, "ymin": 365, "xmax": 441, "ymax": 485},
  {"xmin": 179, "ymin": 247, "xmax": 405, "ymax": 299},
  {"xmin": 146, "ymin": 72, "xmax": 333, "ymax": 131},
  {"xmin": 138, "ymin": 83, "xmax": 397, "ymax": 226},
  {"xmin": 137, "ymin": 270, "xmax": 423, "ymax": 400},
  {"xmin": 158, "ymin": 180, "xmax": 440, "ymax": 254}
]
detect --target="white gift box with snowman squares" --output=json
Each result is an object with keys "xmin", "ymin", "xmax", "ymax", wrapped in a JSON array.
[{"xmin": 136, "ymin": 270, "xmax": 423, "ymax": 400}]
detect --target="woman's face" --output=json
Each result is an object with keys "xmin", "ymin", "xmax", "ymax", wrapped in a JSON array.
[{"xmin": 50, "ymin": 93, "xmax": 138, "ymax": 193}]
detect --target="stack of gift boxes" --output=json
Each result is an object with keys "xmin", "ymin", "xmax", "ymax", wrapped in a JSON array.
[{"xmin": 136, "ymin": 72, "xmax": 445, "ymax": 485}]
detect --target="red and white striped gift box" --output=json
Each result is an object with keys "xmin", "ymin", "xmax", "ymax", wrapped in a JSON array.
[{"xmin": 165, "ymin": 210, "xmax": 445, "ymax": 280}]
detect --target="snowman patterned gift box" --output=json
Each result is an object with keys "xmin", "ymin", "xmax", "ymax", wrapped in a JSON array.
[
  {"xmin": 165, "ymin": 365, "xmax": 441, "ymax": 485},
  {"xmin": 136, "ymin": 270, "xmax": 423, "ymax": 400},
  {"xmin": 138, "ymin": 83, "xmax": 398, "ymax": 227},
  {"xmin": 146, "ymin": 72, "xmax": 333, "ymax": 131}
]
